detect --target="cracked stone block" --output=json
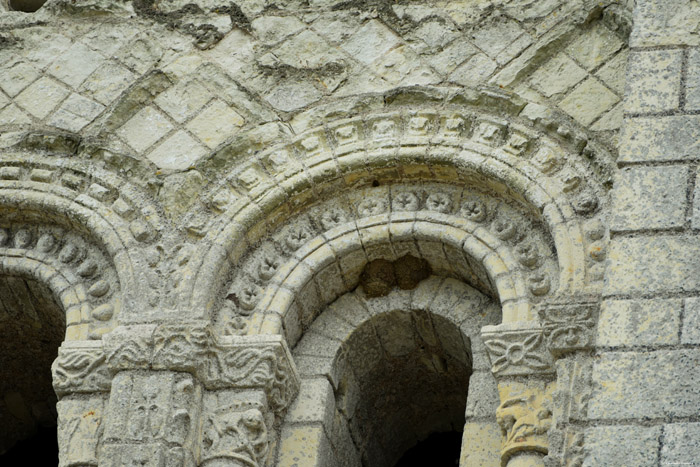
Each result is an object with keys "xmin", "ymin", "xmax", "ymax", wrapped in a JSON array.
[
  {"xmin": 566, "ymin": 23, "xmax": 623, "ymax": 71},
  {"xmin": 155, "ymin": 80, "xmax": 214, "ymax": 124},
  {"xmin": 80, "ymin": 61, "xmax": 136, "ymax": 106},
  {"xmin": 0, "ymin": 104, "xmax": 32, "ymax": 125},
  {"xmin": 117, "ymin": 106, "xmax": 174, "ymax": 153},
  {"xmin": 611, "ymin": 165, "xmax": 688, "ymax": 230},
  {"xmin": 186, "ymin": 99, "xmax": 245, "ymax": 149},
  {"xmin": 14, "ymin": 77, "xmax": 70, "ymax": 120},
  {"xmin": 449, "ymin": 52, "xmax": 498, "ymax": 86},
  {"xmin": 48, "ymin": 42, "xmax": 105, "ymax": 88},
  {"xmin": 626, "ymin": 49, "xmax": 682, "ymax": 113},
  {"xmin": 427, "ymin": 37, "xmax": 478, "ymax": 75},
  {"xmin": 471, "ymin": 17, "xmax": 524, "ymax": 59},
  {"xmin": 558, "ymin": 78, "xmax": 620, "ymax": 126},
  {"xmin": 341, "ymin": 19, "xmax": 402, "ymax": 66},
  {"xmin": 146, "ymin": 130, "xmax": 207, "ymax": 171},
  {"xmin": 530, "ymin": 53, "xmax": 587, "ymax": 97},
  {"xmin": 251, "ymin": 15, "xmax": 305, "ymax": 45},
  {"xmin": 265, "ymin": 80, "xmax": 322, "ymax": 112},
  {"xmin": 595, "ymin": 50, "xmax": 628, "ymax": 96},
  {"xmin": 0, "ymin": 60, "xmax": 40, "ymax": 97},
  {"xmin": 272, "ymin": 30, "xmax": 344, "ymax": 69},
  {"xmin": 47, "ymin": 93, "xmax": 105, "ymax": 132}
]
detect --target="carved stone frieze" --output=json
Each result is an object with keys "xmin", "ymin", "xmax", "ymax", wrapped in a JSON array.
[
  {"xmin": 52, "ymin": 341, "xmax": 111, "ymax": 396},
  {"xmin": 206, "ymin": 335, "xmax": 300, "ymax": 413},
  {"xmin": 57, "ymin": 396, "xmax": 105, "ymax": 467},
  {"xmin": 102, "ymin": 325, "xmax": 300, "ymax": 413},
  {"xmin": 482, "ymin": 325, "xmax": 555, "ymax": 377},
  {"xmin": 538, "ymin": 298, "xmax": 599, "ymax": 356}
]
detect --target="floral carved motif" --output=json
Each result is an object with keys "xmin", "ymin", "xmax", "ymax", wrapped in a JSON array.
[{"xmin": 482, "ymin": 326, "xmax": 554, "ymax": 376}]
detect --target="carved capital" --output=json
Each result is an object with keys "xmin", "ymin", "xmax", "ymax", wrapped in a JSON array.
[
  {"xmin": 538, "ymin": 297, "xmax": 598, "ymax": 357},
  {"xmin": 206, "ymin": 335, "xmax": 300, "ymax": 413},
  {"xmin": 497, "ymin": 382, "xmax": 554, "ymax": 467},
  {"xmin": 52, "ymin": 341, "xmax": 110, "ymax": 396},
  {"xmin": 201, "ymin": 390, "xmax": 269, "ymax": 467},
  {"xmin": 102, "ymin": 325, "xmax": 300, "ymax": 414},
  {"xmin": 482, "ymin": 324, "xmax": 554, "ymax": 377}
]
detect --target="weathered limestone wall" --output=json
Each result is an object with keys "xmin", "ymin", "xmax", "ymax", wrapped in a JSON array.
[
  {"xmin": 0, "ymin": 0, "xmax": 698, "ymax": 466},
  {"xmin": 587, "ymin": 0, "xmax": 700, "ymax": 464}
]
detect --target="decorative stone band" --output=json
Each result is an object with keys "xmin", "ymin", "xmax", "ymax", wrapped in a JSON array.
[
  {"xmin": 52, "ymin": 340, "xmax": 111, "ymax": 396},
  {"xmin": 99, "ymin": 323, "xmax": 300, "ymax": 413},
  {"xmin": 482, "ymin": 323, "xmax": 555, "ymax": 377},
  {"xmin": 537, "ymin": 296, "xmax": 599, "ymax": 357}
]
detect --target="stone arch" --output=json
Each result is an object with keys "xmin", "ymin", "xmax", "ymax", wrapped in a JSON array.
[
  {"xmin": 0, "ymin": 155, "xmax": 171, "ymax": 317},
  {"xmin": 276, "ymin": 278, "xmax": 502, "ymax": 467},
  {"xmin": 185, "ymin": 89, "xmax": 611, "ymax": 318}
]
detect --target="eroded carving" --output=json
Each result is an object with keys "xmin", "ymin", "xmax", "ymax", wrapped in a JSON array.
[
  {"xmin": 538, "ymin": 299, "xmax": 598, "ymax": 356},
  {"xmin": 497, "ymin": 387, "xmax": 553, "ymax": 464},
  {"xmin": 52, "ymin": 342, "xmax": 110, "ymax": 396}
]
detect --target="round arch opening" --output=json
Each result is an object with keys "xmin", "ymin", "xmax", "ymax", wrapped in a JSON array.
[
  {"xmin": 0, "ymin": 275, "xmax": 63, "ymax": 464},
  {"xmin": 280, "ymin": 277, "xmax": 502, "ymax": 467}
]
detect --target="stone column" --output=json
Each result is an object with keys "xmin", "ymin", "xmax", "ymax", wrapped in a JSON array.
[
  {"xmin": 482, "ymin": 323, "xmax": 555, "ymax": 467},
  {"xmin": 97, "ymin": 322, "xmax": 299, "ymax": 467},
  {"xmin": 52, "ymin": 340, "xmax": 111, "ymax": 467}
]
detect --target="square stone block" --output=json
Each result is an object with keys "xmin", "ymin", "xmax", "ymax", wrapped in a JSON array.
[
  {"xmin": 589, "ymin": 350, "xmax": 700, "ymax": 419},
  {"xmin": 459, "ymin": 421, "xmax": 501, "ymax": 467},
  {"xmin": 611, "ymin": 165, "xmax": 689, "ymax": 231},
  {"xmin": 566, "ymin": 23, "xmax": 623, "ymax": 71},
  {"xmin": 286, "ymin": 377, "xmax": 335, "ymax": 427},
  {"xmin": 278, "ymin": 423, "xmax": 332, "ymax": 467},
  {"xmin": 605, "ymin": 235, "xmax": 700, "ymax": 295},
  {"xmin": 529, "ymin": 53, "xmax": 587, "ymax": 97},
  {"xmin": 598, "ymin": 298, "xmax": 681, "ymax": 347},
  {"xmin": 625, "ymin": 49, "xmax": 682, "ymax": 113},
  {"xmin": 620, "ymin": 115, "xmax": 700, "ymax": 162},
  {"xmin": 558, "ymin": 78, "xmax": 620, "ymax": 126},
  {"xmin": 584, "ymin": 425, "xmax": 660, "ymax": 466},
  {"xmin": 661, "ymin": 423, "xmax": 700, "ymax": 465}
]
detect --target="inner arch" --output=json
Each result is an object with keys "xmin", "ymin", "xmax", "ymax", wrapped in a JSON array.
[{"xmin": 0, "ymin": 276, "xmax": 63, "ymax": 460}]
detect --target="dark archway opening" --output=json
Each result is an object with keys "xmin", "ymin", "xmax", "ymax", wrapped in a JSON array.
[
  {"xmin": 0, "ymin": 276, "xmax": 63, "ymax": 464},
  {"xmin": 8, "ymin": 0, "xmax": 47, "ymax": 12},
  {"xmin": 394, "ymin": 431, "xmax": 462, "ymax": 467},
  {"xmin": 335, "ymin": 308, "xmax": 472, "ymax": 467}
]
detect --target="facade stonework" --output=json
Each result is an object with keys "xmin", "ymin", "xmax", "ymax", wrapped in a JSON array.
[{"xmin": 0, "ymin": 0, "xmax": 698, "ymax": 465}]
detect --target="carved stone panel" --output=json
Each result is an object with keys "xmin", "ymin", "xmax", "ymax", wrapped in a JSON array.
[
  {"xmin": 102, "ymin": 371, "xmax": 200, "ymax": 465},
  {"xmin": 52, "ymin": 341, "xmax": 110, "ymax": 396},
  {"xmin": 538, "ymin": 299, "xmax": 598, "ymax": 356},
  {"xmin": 201, "ymin": 389, "xmax": 270, "ymax": 467},
  {"xmin": 482, "ymin": 325, "xmax": 555, "ymax": 377},
  {"xmin": 57, "ymin": 396, "xmax": 105, "ymax": 467}
]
